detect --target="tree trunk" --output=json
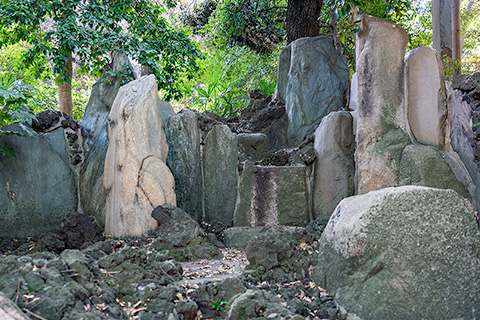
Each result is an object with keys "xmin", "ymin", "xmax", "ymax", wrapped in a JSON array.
[
  {"xmin": 57, "ymin": 54, "xmax": 73, "ymax": 116},
  {"xmin": 452, "ymin": 0, "xmax": 462, "ymax": 76},
  {"xmin": 286, "ymin": 0, "xmax": 323, "ymax": 44}
]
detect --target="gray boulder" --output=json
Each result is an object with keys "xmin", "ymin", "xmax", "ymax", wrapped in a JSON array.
[
  {"xmin": 450, "ymin": 90, "xmax": 480, "ymax": 210},
  {"xmin": 0, "ymin": 292, "xmax": 29, "ymax": 320},
  {"xmin": 0, "ymin": 124, "xmax": 77, "ymax": 238},
  {"xmin": 203, "ymin": 125, "xmax": 238, "ymax": 228},
  {"xmin": 234, "ymin": 162, "xmax": 310, "ymax": 227},
  {"xmin": 313, "ymin": 111, "xmax": 355, "ymax": 219},
  {"xmin": 165, "ymin": 110, "xmax": 203, "ymax": 221},
  {"xmin": 313, "ymin": 186, "xmax": 480, "ymax": 320},
  {"xmin": 398, "ymin": 144, "xmax": 469, "ymax": 198},
  {"xmin": 281, "ymin": 36, "xmax": 349, "ymax": 146},
  {"xmin": 237, "ymin": 133, "xmax": 270, "ymax": 162}
]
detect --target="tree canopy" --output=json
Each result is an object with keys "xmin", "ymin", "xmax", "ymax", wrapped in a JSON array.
[{"xmin": 0, "ymin": 0, "xmax": 201, "ymax": 101}]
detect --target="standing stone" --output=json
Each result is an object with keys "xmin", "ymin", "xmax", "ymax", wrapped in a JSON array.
[
  {"xmin": 432, "ymin": 0, "xmax": 453, "ymax": 59},
  {"xmin": 237, "ymin": 133, "xmax": 270, "ymax": 162},
  {"xmin": 313, "ymin": 186, "xmax": 480, "ymax": 320},
  {"xmin": 355, "ymin": 15, "xmax": 411, "ymax": 194},
  {"xmin": 398, "ymin": 144, "xmax": 469, "ymax": 198},
  {"xmin": 203, "ymin": 125, "xmax": 238, "ymax": 227},
  {"xmin": 284, "ymin": 36, "xmax": 349, "ymax": 146},
  {"xmin": 158, "ymin": 100, "xmax": 175, "ymax": 128},
  {"xmin": 0, "ymin": 124, "xmax": 77, "ymax": 238},
  {"xmin": 275, "ymin": 44, "xmax": 292, "ymax": 103},
  {"xmin": 234, "ymin": 162, "xmax": 310, "ymax": 227},
  {"xmin": 165, "ymin": 109, "xmax": 203, "ymax": 221},
  {"xmin": 450, "ymin": 90, "xmax": 480, "ymax": 210},
  {"xmin": 79, "ymin": 52, "xmax": 135, "ymax": 227},
  {"xmin": 349, "ymin": 72, "xmax": 358, "ymax": 110},
  {"xmin": 406, "ymin": 46, "xmax": 447, "ymax": 149},
  {"xmin": 313, "ymin": 111, "xmax": 355, "ymax": 219},
  {"xmin": 104, "ymin": 75, "xmax": 176, "ymax": 237}
]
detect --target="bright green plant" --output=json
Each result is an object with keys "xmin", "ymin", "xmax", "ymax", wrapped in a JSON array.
[
  {"xmin": 174, "ymin": 44, "xmax": 279, "ymax": 117},
  {"xmin": 211, "ymin": 300, "xmax": 227, "ymax": 311}
]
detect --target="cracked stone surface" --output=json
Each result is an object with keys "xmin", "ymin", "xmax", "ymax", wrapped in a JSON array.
[{"xmin": 104, "ymin": 75, "xmax": 176, "ymax": 237}]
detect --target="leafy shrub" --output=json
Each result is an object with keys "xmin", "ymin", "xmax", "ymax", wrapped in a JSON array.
[
  {"xmin": 181, "ymin": 0, "xmax": 218, "ymax": 34},
  {"xmin": 174, "ymin": 44, "xmax": 279, "ymax": 117}
]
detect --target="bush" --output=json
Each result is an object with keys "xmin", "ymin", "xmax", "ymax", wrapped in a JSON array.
[{"xmin": 173, "ymin": 44, "xmax": 279, "ymax": 117}]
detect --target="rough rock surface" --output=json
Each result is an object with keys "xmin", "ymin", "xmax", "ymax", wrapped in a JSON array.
[
  {"xmin": 239, "ymin": 90, "xmax": 288, "ymax": 150},
  {"xmin": 165, "ymin": 110, "xmax": 203, "ymax": 221},
  {"xmin": 449, "ymin": 89, "xmax": 480, "ymax": 210},
  {"xmin": 281, "ymin": 36, "xmax": 349, "ymax": 146},
  {"xmin": 313, "ymin": 111, "xmax": 355, "ymax": 219},
  {"xmin": 355, "ymin": 15, "xmax": 411, "ymax": 194},
  {"xmin": 432, "ymin": 0, "xmax": 453, "ymax": 58},
  {"xmin": 150, "ymin": 204, "xmax": 222, "ymax": 260},
  {"xmin": 104, "ymin": 75, "xmax": 176, "ymax": 237},
  {"xmin": 79, "ymin": 52, "xmax": 135, "ymax": 227},
  {"xmin": 237, "ymin": 133, "xmax": 270, "ymax": 162},
  {"xmin": 398, "ymin": 144, "xmax": 469, "ymax": 198},
  {"xmin": 203, "ymin": 125, "xmax": 238, "ymax": 228},
  {"xmin": 406, "ymin": 46, "xmax": 447, "ymax": 149},
  {"xmin": 0, "ymin": 123, "xmax": 77, "ymax": 238},
  {"xmin": 0, "ymin": 292, "xmax": 29, "ymax": 320},
  {"xmin": 313, "ymin": 186, "xmax": 480, "ymax": 320},
  {"xmin": 234, "ymin": 162, "xmax": 310, "ymax": 227},
  {"xmin": 58, "ymin": 212, "xmax": 103, "ymax": 250}
]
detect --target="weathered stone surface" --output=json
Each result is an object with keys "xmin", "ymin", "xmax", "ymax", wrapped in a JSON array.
[
  {"xmin": 349, "ymin": 72, "xmax": 358, "ymax": 110},
  {"xmin": 313, "ymin": 186, "xmax": 480, "ymax": 320},
  {"xmin": 237, "ymin": 133, "xmax": 270, "ymax": 162},
  {"xmin": 234, "ymin": 162, "xmax": 310, "ymax": 227},
  {"xmin": 223, "ymin": 227, "xmax": 263, "ymax": 249},
  {"xmin": 158, "ymin": 100, "xmax": 175, "ymax": 127},
  {"xmin": 399, "ymin": 144, "xmax": 469, "ymax": 198},
  {"xmin": 313, "ymin": 111, "xmax": 355, "ymax": 219},
  {"xmin": 80, "ymin": 52, "xmax": 135, "ymax": 227},
  {"xmin": 0, "ymin": 124, "xmax": 77, "ymax": 238},
  {"xmin": 0, "ymin": 292, "xmax": 29, "ymax": 320},
  {"xmin": 104, "ymin": 75, "xmax": 176, "ymax": 237},
  {"xmin": 227, "ymin": 290, "xmax": 293, "ymax": 320},
  {"xmin": 432, "ymin": 0, "xmax": 453, "ymax": 58},
  {"xmin": 203, "ymin": 125, "xmax": 238, "ymax": 228},
  {"xmin": 239, "ymin": 90, "xmax": 288, "ymax": 150},
  {"xmin": 450, "ymin": 90, "xmax": 480, "ymax": 210},
  {"xmin": 355, "ymin": 15, "xmax": 411, "ymax": 194},
  {"xmin": 406, "ymin": 46, "xmax": 447, "ymax": 149},
  {"xmin": 284, "ymin": 36, "xmax": 349, "ymax": 146},
  {"xmin": 165, "ymin": 110, "xmax": 203, "ymax": 221},
  {"xmin": 58, "ymin": 212, "xmax": 103, "ymax": 249},
  {"xmin": 275, "ymin": 44, "xmax": 292, "ymax": 103}
]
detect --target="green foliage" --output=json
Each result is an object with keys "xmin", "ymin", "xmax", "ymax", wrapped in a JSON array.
[
  {"xmin": 174, "ymin": 44, "xmax": 278, "ymax": 117},
  {"xmin": 0, "ymin": 0, "xmax": 201, "ymax": 100},
  {"xmin": 205, "ymin": 0, "xmax": 286, "ymax": 53},
  {"xmin": 0, "ymin": 81, "xmax": 36, "ymax": 157},
  {"xmin": 461, "ymin": 1, "xmax": 480, "ymax": 74},
  {"xmin": 181, "ymin": 0, "xmax": 218, "ymax": 33},
  {"xmin": 211, "ymin": 300, "xmax": 227, "ymax": 311}
]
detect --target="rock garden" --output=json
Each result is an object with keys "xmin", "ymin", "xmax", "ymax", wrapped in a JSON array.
[{"xmin": 0, "ymin": 13, "xmax": 480, "ymax": 320}]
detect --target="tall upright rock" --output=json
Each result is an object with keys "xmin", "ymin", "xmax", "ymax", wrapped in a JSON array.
[
  {"xmin": 313, "ymin": 111, "xmax": 355, "ymax": 219},
  {"xmin": 203, "ymin": 125, "xmax": 238, "ymax": 228},
  {"xmin": 165, "ymin": 110, "xmax": 203, "ymax": 221},
  {"xmin": 79, "ymin": 52, "xmax": 135, "ymax": 227},
  {"xmin": 432, "ymin": 0, "xmax": 453, "ymax": 59},
  {"xmin": 355, "ymin": 15, "xmax": 411, "ymax": 194},
  {"xmin": 277, "ymin": 36, "xmax": 349, "ymax": 146},
  {"xmin": 104, "ymin": 75, "xmax": 176, "ymax": 237},
  {"xmin": 406, "ymin": 46, "xmax": 447, "ymax": 149}
]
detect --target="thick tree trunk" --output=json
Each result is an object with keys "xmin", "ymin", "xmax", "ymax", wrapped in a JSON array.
[
  {"xmin": 452, "ymin": 0, "xmax": 461, "ymax": 76},
  {"xmin": 286, "ymin": 0, "xmax": 323, "ymax": 44},
  {"xmin": 57, "ymin": 54, "xmax": 73, "ymax": 116}
]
